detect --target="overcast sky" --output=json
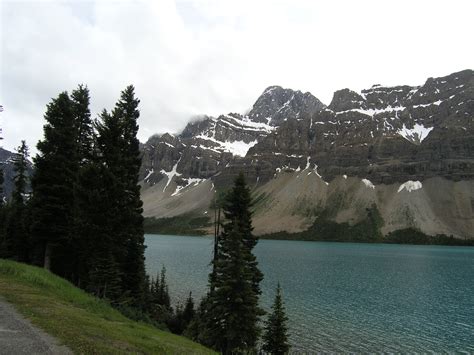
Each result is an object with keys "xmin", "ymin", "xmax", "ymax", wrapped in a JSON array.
[{"xmin": 1, "ymin": 0, "xmax": 473, "ymax": 154}]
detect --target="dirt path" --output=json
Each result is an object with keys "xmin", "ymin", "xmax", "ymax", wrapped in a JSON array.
[{"xmin": 0, "ymin": 299, "xmax": 72, "ymax": 355}]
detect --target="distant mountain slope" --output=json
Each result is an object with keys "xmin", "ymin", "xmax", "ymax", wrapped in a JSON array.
[
  {"xmin": 0, "ymin": 147, "xmax": 17, "ymax": 199},
  {"xmin": 0, "ymin": 147, "xmax": 33, "ymax": 200},
  {"xmin": 141, "ymin": 70, "xmax": 474, "ymax": 239}
]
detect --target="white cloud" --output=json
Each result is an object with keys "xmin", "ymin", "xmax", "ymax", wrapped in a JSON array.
[{"xmin": 1, "ymin": 0, "xmax": 473, "ymax": 154}]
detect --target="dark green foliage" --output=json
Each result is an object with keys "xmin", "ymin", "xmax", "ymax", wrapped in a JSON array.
[
  {"xmin": 385, "ymin": 228, "xmax": 474, "ymax": 246},
  {"xmin": 96, "ymin": 86, "xmax": 147, "ymax": 307},
  {"xmin": 182, "ymin": 292, "xmax": 196, "ymax": 327},
  {"xmin": 167, "ymin": 293, "xmax": 195, "ymax": 335},
  {"xmin": 204, "ymin": 173, "xmax": 264, "ymax": 354},
  {"xmin": 71, "ymin": 85, "xmax": 94, "ymax": 163},
  {"xmin": 2, "ymin": 141, "xmax": 31, "ymax": 261},
  {"xmin": 262, "ymin": 283, "xmax": 290, "ymax": 355},
  {"xmin": 12, "ymin": 141, "xmax": 29, "ymax": 205},
  {"xmin": 30, "ymin": 92, "xmax": 79, "ymax": 273},
  {"xmin": 0, "ymin": 167, "xmax": 4, "ymax": 204},
  {"xmin": 0, "ymin": 167, "xmax": 5, "ymax": 256},
  {"xmin": 87, "ymin": 251, "xmax": 123, "ymax": 301},
  {"xmin": 74, "ymin": 162, "xmax": 122, "ymax": 298},
  {"xmin": 149, "ymin": 266, "xmax": 172, "ymax": 325},
  {"xmin": 144, "ymin": 215, "xmax": 211, "ymax": 236},
  {"xmin": 152, "ymin": 266, "xmax": 171, "ymax": 310},
  {"xmin": 20, "ymin": 84, "xmax": 149, "ymax": 315},
  {"xmin": 262, "ymin": 208, "xmax": 473, "ymax": 246},
  {"xmin": 184, "ymin": 297, "xmax": 212, "ymax": 345}
]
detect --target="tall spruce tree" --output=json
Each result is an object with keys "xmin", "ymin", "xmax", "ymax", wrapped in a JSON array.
[
  {"xmin": 262, "ymin": 283, "xmax": 290, "ymax": 355},
  {"xmin": 71, "ymin": 84, "xmax": 94, "ymax": 163},
  {"xmin": 31, "ymin": 92, "xmax": 79, "ymax": 272},
  {"xmin": 205, "ymin": 172, "xmax": 264, "ymax": 354},
  {"xmin": 116, "ymin": 86, "xmax": 146, "ymax": 307},
  {"xmin": 0, "ymin": 168, "xmax": 7, "ymax": 258},
  {"xmin": 0, "ymin": 165, "xmax": 4, "ymax": 205},
  {"xmin": 96, "ymin": 86, "xmax": 146, "ymax": 307},
  {"xmin": 74, "ymin": 161, "xmax": 122, "ymax": 300},
  {"xmin": 70, "ymin": 84, "xmax": 95, "ymax": 284},
  {"xmin": 12, "ymin": 141, "xmax": 29, "ymax": 205},
  {"xmin": 4, "ymin": 141, "xmax": 30, "ymax": 261}
]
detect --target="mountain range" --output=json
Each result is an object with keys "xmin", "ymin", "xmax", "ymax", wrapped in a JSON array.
[{"xmin": 140, "ymin": 69, "xmax": 473, "ymax": 239}]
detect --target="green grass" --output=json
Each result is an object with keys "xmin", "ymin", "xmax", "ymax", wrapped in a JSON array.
[{"xmin": 0, "ymin": 259, "xmax": 215, "ymax": 354}]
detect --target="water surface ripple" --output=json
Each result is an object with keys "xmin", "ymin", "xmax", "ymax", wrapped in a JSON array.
[{"xmin": 145, "ymin": 235, "xmax": 474, "ymax": 353}]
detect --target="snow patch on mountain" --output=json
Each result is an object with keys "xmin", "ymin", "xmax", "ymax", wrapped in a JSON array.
[
  {"xmin": 144, "ymin": 168, "xmax": 154, "ymax": 182},
  {"xmin": 160, "ymin": 158, "xmax": 182, "ymax": 192},
  {"xmin": 397, "ymin": 123, "xmax": 434, "ymax": 143},
  {"xmin": 172, "ymin": 177, "xmax": 206, "ymax": 196},
  {"xmin": 362, "ymin": 179, "xmax": 375, "ymax": 189},
  {"xmin": 397, "ymin": 180, "xmax": 422, "ymax": 193},
  {"xmin": 222, "ymin": 115, "xmax": 275, "ymax": 133},
  {"xmin": 335, "ymin": 105, "xmax": 406, "ymax": 116},
  {"xmin": 196, "ymin": 134, "xmax": 257, "ymax": 157}
]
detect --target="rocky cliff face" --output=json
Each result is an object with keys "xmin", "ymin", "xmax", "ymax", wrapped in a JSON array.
[
  {"xmin": 140, "ymin": 87, "xmax": 325, "ymax": 190},
  {"xmin": 140, "ymin": 70, "xmax": 474, "ymax": 238}
]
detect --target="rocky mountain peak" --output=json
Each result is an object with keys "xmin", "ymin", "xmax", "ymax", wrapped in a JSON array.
[
  {"xmin": 328, "ymin": 88, "xmax": 365, "ymax": 112},
  {"xmin": 248, "ymin": 85, "xmax": 325, "ymax": 126}
]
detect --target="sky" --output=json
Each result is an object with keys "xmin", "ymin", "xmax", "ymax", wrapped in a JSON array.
[{"xmin": 1, "ymin": 0, "xmax": 473, "ymax": 154}]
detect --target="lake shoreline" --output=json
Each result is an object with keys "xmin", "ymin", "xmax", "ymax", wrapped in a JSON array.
[{"xmin": 145, "ymin": 231, "xmax": 474, "ymax": 247}]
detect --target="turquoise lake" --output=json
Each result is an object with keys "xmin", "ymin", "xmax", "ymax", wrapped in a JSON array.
[{"xmin": 145, "ymin": 234, "xmax": 474, "ymax": 353}]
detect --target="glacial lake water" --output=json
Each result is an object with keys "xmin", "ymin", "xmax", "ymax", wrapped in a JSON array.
[{"xmin": 145, "ymin": 234, "xmax": 474, "ymax": 353}]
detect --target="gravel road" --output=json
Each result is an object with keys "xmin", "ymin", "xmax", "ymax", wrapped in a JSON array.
[{"xmin": 0, "ymin": 299, "xmax": 72, "ymax": 354}]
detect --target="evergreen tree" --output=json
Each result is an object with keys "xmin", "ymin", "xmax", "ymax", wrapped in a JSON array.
[
  {"xmin": 0, "ymin": 165, "xmax": 4, "ymax": 205},
  {"xmin": 148, "ymin": 266, "xmax": 173, "ymax": 325},
  {"xmin": 12, "ymin": 141, "xmax": 29, "ymax": 205},
  {"xmin": 182, "ymin": 292, "xmax": 195, "ymax": 326},
  {"xmin": 222, "ymin": 173, "xmax": 263, "ymax": 297},
  {"xmin": 30, "ymin": 92, "xmax": 79, "ymax": 272},
  {"xmin": 96, "ymin": 86, "xmax": 146, "ymax": 307},
  {"xmin": 4, "ymin": 141, "xmax": 30, "ymax": 261},
  {"xmin": 115, "ymin": 85, "xmax": 146, "ymax": 306},
  {"xmin": 156, "ymin": 266, "xmax": 171, "ymax": 309},
  {"xmin": 74, "ymin": 161, "xmax": 122, "ymax": 300},
  {"xmin": 167, "ymin": 292, "xmax": 196, "ymax": 335},
  {"xmin": 0, "ymin": 123, "xmax": 6, "ymax": 256},
  {"xmin": 0, "ymin": 170, "xmax": 8, "ymax": 258},
  {"xmin": 262, "ymin": 283, "xmax": 290, "ymax": 355},
  {"xmin": 205, "ymin": 173, "xmax": 264, "ymax": 354},
  {"xmin": 71, "ymin": 85, "xmax": 94, "ymax": 163}
]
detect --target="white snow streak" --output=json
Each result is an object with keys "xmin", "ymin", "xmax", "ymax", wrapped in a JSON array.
[
  {"xmin": 160, "ymin": 158, "xmax": 182, "ymax": 192},
  {"xmin": 362, "ymin": 179, "xmax": 375, "ymax": 189},
  {"xmin": 171, "ymin": 177, "xmax": 205, "ymax": 196},
  {"xmin": 144, "ymin": 169, "xmax": 154, "ymax": 182},
  {"xmin": 397, "ymin": 180, "xmax": 422, "ymax": 193}
]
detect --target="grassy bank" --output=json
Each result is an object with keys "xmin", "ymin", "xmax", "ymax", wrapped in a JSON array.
[{"xmin": 0, "ymin": 259, "xmax": 214, "ymax": 354}]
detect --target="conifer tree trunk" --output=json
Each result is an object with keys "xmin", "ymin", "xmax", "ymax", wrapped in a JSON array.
[{"xmin": 44, "ymin": 243, "xmax": 52, "ymax": 271}]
